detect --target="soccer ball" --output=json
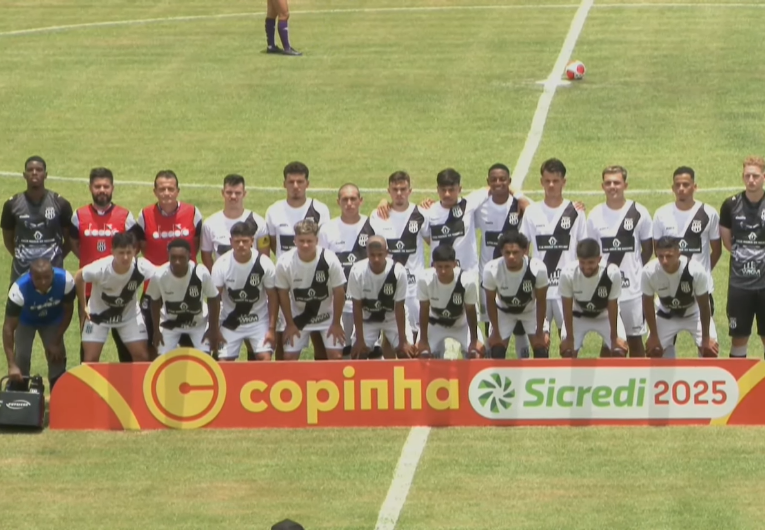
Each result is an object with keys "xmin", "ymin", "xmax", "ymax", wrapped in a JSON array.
[{"xmin": 565, "ymin": 60, "xmax": 586, "ymax": 80}]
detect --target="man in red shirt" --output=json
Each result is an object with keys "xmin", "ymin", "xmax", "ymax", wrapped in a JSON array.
[
  {"xmin": 71, "ymin": 167, "xmax": 136, "ymax": 362},
  {"xmin": 130, "ymin": 170, "xmax": 203, "ymax": 357}
]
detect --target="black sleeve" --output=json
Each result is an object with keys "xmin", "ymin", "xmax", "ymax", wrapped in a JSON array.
[
  {"xmin": 719, "ymin": 198, "xmax": 733, "ymax": 229},
  {"xmin": 57, "ymin": 196, "xmax": 73, "ymax": 228},
  {"xmin": 63, "ymin": 289, "xmax": 76, "ymax": 304},
  {"xmin": 130, "ymin": 223, "xmax": 146, "ymax": 241},
  {"xmin": 5, "ymin": 298, "xmax": 22, "ymax": 318},
  {"xmin": 0, "ymin": 199, "xmax": 16, "ymax": 231},
  {"xmin": 195, "ymin": 220, "xmax": 203, "ymax": 238},
  {"xmin": 70, "ymin": 221, "xmax": 80, "ymax": 240}
]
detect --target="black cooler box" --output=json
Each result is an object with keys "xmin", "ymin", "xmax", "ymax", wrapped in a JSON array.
[{"xmin": 0, "ymin": 375, "xmax": 45, "ymax": 429}]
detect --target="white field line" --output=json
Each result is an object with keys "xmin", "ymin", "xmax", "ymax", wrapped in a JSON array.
[
  {"xmin": 0, "ymin": 172, "xmax": 740, "ymax": 196},
  {"xmin": 511, "ymin": 0, "xmax": 594, "ymax": 189},
  {"xmin": 1, "ymin": 3, "xmax": 764, "ymax": 38}
]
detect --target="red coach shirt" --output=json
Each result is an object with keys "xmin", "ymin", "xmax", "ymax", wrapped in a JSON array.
[{"xmin": 134, "ymin": 202, "xmax": 203, "ymax": 266}]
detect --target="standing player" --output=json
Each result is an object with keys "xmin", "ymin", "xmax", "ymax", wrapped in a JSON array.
[
  {"xmin": 720, "ymin": 156, "xmax": 765, "ymax": 358},
  {"xmin": 75, "ymin": 232, "xmax": 156, "ymax": 362},
  {"xmin": 642, "ymin": 237, "xmax": 715, "ymax": 358},
  {"xmin": 417, "ymin": 245, "xmax": 483, "ymax": 359},
  {"xmin": 474, "ymin": 163, "xmax": 532, "ymax": 357},
  {"xmin": 559, "ymin": 239, "xmax": 625, "ymax": 358},
  {"xmin": 347, "ymin": 237, "xmax": 414, "ymax": 359},
  {"xmin": 3, "ymin": 260, "xmax": 74, "ymax": 390},
  {"xmin": 132, "ymin": 170, "xmax": 203, "ymax": 356},
  {"xmin": 652, "ymin": 166, "xmax": 721, "ymax": 356},
  {"xmin": 265, "ymin": 0, "xmax": 302, "ymax": 55},
  {"xmin": 275, "ymin": 219, "xmax": 346, "ymax": 360},
  {"xmin": 148, "ymin": 239, "xmax": 222, "ymax": 355},
  {"xmin": 212, "ymin": 222, "xmax": 279, "ymax": 361},
  {"xmin": 71, "ymin": 167, "xmax": 136, "ymax": 363},
  {"xmin": 482, "ymin": 233, "xmax": 548, "ymax": 359},
  {"xmin": 520, "ymin": 158, "xmax": 587, "ymax": 339},
  {"xmin": 586, "ymin": 166, "xmax": 652, "ymax": 357},
  {"xmin": 266, "ymin": 162, "xmax": 331, "ymax": 360},
  {"xmin": 318, "ymin": 184, "xmax": 375, "ymax": 353},
  {"xmin": 1, "ymin": 156, "xmax": 73, "ymax": 283},
  {"xmin": 369, "ymin": 171, "xmax": 429, "ymax": 341}
]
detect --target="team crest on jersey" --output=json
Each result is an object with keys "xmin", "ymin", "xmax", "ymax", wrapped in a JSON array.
[
  {"xmin": 508, "ymin": 213, "xmax": 519, "ymax": 226},
  {"xmin": 452, "ymin": 293, "xmax": 463, "ymax": 305},
  {"xmin": 408, "ymin": 221, "xmax": 419, "ymax": 233},
  {"xmin": 511, "ymin": 297, "xmax": 521, "ymax": 306},
  {"xmin": 730, "ymin": 317, "xmax": 737, "ymax": 329},
  {"xmin": 44, "ymin": 207, "xmax": 55, "ymax": 220},
  {"xmin": 127, "ymin": 281, "xmax": 138, "ymax": 292},
  {"xmin": 560, "ymin": 216, "xmax": 571, "ymax": 229},
  {"xmin": 691, "ymin": 220, "xmax": 703, "ymax": 233},
  {"xmin": 680, "ymin": 281, "xmax": 691, "ymax": 293},
  {"xmin": 188, "ymin": 286, "xmax": 200, "ymax": 298},
  {"xmin": 383, "ymin": 283, "xmax": 394, "ymax": 296},
  {"xmin": 249, "ymin": 273, "xmax": 260, "ymax": 286},
  {"xmin": 597, "ymin": 286, "xmax": 608, "ymax": 298},
  {"xmin": 97, "ymin": 240, "xmax": 106, "ymax": 253},
  {"xmin": 623, "ymin": 218, "xmax": 633, "ymax": 231},
  {"xmin": 761, "ymin": 210, "xmax": 765, "ymax": 222},
  {"xmin": 358, "ymin": 234, "xmax": 368, "ymax": 247},
  {"xmin": 451, "ymin": 206, "xmax": 463, "ymax": 218},
  {"xmin": 522, "ymin": 280, "xmax": 533, "ymax": 293},
  {"xmin": 315, "ymin": 271, "xmax": 326, "ymax": 283}
]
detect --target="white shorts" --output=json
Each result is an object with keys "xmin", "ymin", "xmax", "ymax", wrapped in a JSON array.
[
  {"xmin": 479, "ymin": 289, "xmax": 490, "ymax": 324},
  {"xmin": 546, "ymin": 298, "xmax": 564, "ymax": 332},
  {"xmin": 496, "ymin": 310, "xmax": 539, "ymax": 341},
  {"xmin": 354, "ymin": 319, "xmax": 413, "ymax": 349},
  {"xmin": 656, "ymin": 312, "xmax": 718, "ymax": 357},
  {"xmin": 619, "ymin": 297, "xmax": 646, "ymax": 337},
  {"xmin": 405, "ymin": 293, "xmax": 420, "ymax": 333},
  {"xmin": 283, "ymin": 326, "xmax": 344, "ymax": 353},
  {"xmin": 562, "ymin": 314, "xmax": 626, "ymax": 351},
  {"xmin": 219, "ymin": 320, "xmax": 273, "ymax": 360},
  {"xmin": 158, "ymin": 326, "xmax": 208, "ymax": 355},
  {"xmin": 82, "ymin": 314, "xmax": 148, "ymax": 344},
  {"xmin": 342, "ymin": 312, "xmax": 355, "ymax": 346},
  {"xmin": 425, "ymin": 323, "xmax": 484, "ymax": 359}
]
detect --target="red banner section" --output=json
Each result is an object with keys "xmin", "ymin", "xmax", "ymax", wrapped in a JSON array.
[{"xmin": 49, "ymin": 348, "xmax": 765, "ymax": 430}]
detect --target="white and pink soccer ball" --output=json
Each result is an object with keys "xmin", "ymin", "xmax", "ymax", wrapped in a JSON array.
[{"xmin": 565, "ymin": 60, "xmax": 586, "ymax": 80}]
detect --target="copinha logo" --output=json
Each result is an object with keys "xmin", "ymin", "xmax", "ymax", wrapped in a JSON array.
[{"xmin": 143, "ymin": 348, "xmax": 227, "ymax": 429}]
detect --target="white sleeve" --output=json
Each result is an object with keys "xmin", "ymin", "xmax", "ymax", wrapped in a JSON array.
[
  {"xmin": 193, "ymin": 207, "xmax": 204, "ymax": 227},
  {"xmin": 8, "ymin": 283, "xmax": 24, "ymax": 307},
  {"xmin": 394, "ymin": 266, "xmax": 408, "ymax": 301},
  {"xmin": 63, "ymin": 271, "xmax": 75, "ymax": 294},
  {"xmin": 520, "ymin": 213, "xmax": 534, "ymax": 243},
  {"xmin": 200, "ymin": 221, "xmax": 214, "ymax": 253},
  {"xmin": 585, "ymin": 216, "xmax": 600, "ymax": 241},
  {"xmin": 146, "ymin": 277, "xmax": 162, "ymax": 300},
  {"xmin": 136, "ymin": 210, "xmax": 146, "ymax": 230},
  {"xmin": 266, "ymin": 207, "xmax": 277, "ymax": 237},
  {"xmin": 708, "ymin": 207, "xmax": 720, "ymax": 241},
  {"xmin": 693, "ymin": 265, "xmax": 709, "ymax": 296},
  {"xmin": 124, "ymin": 212, "xmax": 137, "ymax": 231},
  {"xmin": 71, "ymin": 211, "xmax": 80, "ymax": 230},
  {"xmin": 640, "ymin": 264, "xmax": 655, "ymax": 297},
  {"xmin": 199, "ymin": 267, "xmax": 219, "ymax": 298},
  {"xmin": 81, "ymin": 260, "xmax": 103, "ymax": 283},
  {"xmin": 420, "ymin": 213, "xmax": 431, "ymax": 240},
  {"xmin": 211, "ymin": 260, "xmax": 226, "ymax": 289},
  {"xmin": 533, "ymin": 260, "xmax": 549, "ymax": 289},
  {"xmin": 347, "ymin": 266, "xmax": 363, "ymax": 300},
  {"xmin": 464, "ymin": 273, "xmax": 479, "ymax": 305},
  {"xmin": 608, "ymin": 266, "xmax": 622, "ymax": 300},
  {"xmin": 328, "ymin": 254, "xmax": 346, "ymax": 288},
  {"xmin": 574, "ymin": 210, "xmax": 588, "ymax": 243},
  {"xmin": 274, "ymin": 258, "xmax": 291, "ymax": 290},
  {"xmin": 558, "ymin": 269, "xmax": 573, "ymax": 298},
  {"xmin": 318, "ymin": 226, "xmax": 331, "ymax": 249},
  {"xmin": 638, "ymin": 207, "xmax": 653, "ymax": 241},
  {"xmin": 481, "ymin": 263, "xmax": 497, "ymax": 291},
  {"xmin": 141, "ymin": 260, "xmax": 158, "ymax": 281},
  {"xmin": 466, "ymin": 188, "xmax": 490, "ymax": 213},
  {"xmin": 652, "ymin": 214, "xmax": 664, "ymax": 240},
  {"xmin": 318, "ymin": 203, "xmax": 331, "ymax": 227},
  {"xmin": 417, "ymin": 273, "xmax": 430, "ymax": 302},
  {"xmin": 262, "ymin": 258, "xmax": 276, "ymax": 289}
]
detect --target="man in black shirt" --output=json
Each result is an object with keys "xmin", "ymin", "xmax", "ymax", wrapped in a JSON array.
[
  {"xmin": 1, "ymin": 156, "xmax": 73, "ymax": 283},
  {"xmin": 719, "ymin": 156, "xmax": 765, "ymax": 358}
]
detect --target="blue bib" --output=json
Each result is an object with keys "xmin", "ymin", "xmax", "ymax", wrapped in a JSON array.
[{"xmin": 16, "ymin": 268, "xmax": 68, "ymax": 327}]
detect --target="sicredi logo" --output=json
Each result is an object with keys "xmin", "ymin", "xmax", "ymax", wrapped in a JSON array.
[
  {"xmin": 5, "ymin": 400, "xmax": 31, "ymax": 410},
  {"xmin": 469, "ymin": 367, "xmax": 739, "ymax": 420}
]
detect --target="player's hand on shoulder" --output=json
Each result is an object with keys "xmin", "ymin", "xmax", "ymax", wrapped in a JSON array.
[
  {"xmin": 419, "ymin": 198, "xmax": 435, "ymax": 210},
  {"xmin": 375, "ymin": 199, "xmax": 392, "ymax": 220}
]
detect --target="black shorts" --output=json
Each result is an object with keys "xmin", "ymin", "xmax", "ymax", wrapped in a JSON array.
[{"xmin": 726, "ymin": 286, "xmax": 765, "ymax": 337}]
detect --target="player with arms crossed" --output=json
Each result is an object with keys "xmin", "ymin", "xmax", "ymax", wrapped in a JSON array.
[
  {"xmin": 3, "ymin": 260, "xmax": 74, "ymax": 390},
  {"xmin": 642, "ymin": 237, "xmax": 715, "ymax": 358},
  {"xmin": 482, "ymin": 233, "xmax": 548, "ymax": 359},
  {"xmin": 75, "ymin": 232, "xmax": 156, "ymax": 362},
  {"xmin": 318, "ymin": 184, "xmax": 375, "ymax": 354},
  {"xmin": 212, "ymin": 222, "xmax": 278, "ymax": 361},
  {"xmin": 148, "ymin": 239, "xmax": 222, "ymax": 355},
  {"xmin": 586, "ymin": 166, "xmax": 652, "ymax": 357},
  {"xmin": 276, "ymin": 219, "xmax": 346, "ymax": 360},
  {"xmin": 417, "ymin": 245, "xmax": 483, "ymax": 359},
  {"xmin": 559, "ymin": 239, "xmax": 625, "ymax": 358},
  {"xmin": 653, "ymin": 166, "xmax": 721, "ymax": 356},
  {"xmin": 347, "ymin": 236, "xmax": 414, "ymax": 359},
  {"xmin": 719, "ymin": 156, "xmax": 765, "ymax": 358},
  {"xmin": 521, "ymin": 158, "xmax": 587, "ymax": 340}
]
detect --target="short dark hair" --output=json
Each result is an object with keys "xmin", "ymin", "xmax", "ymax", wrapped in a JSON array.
[
  {"xmin": 432, "ymin": 244, "xmax": 456, "ymax": 263},
  {"xmin": 436, "ymin": 168, "xmax": 461, "ymax": 188},
  {"xmin": 488, "ymin": 163, "xmax": 511, "ymax": 177},
  {"xmin": 25, "ymin": 156, "xmax": 46, "ymax": 171},
  {"xmin": 283, "ymin": 161, "xmax": 309, "ymax": 181},
  {"xmin": 154, "ymin": 170, "xmax": 179, "ymax": 188},
  {"xmin": 230, "ymin": 221, "xmax": 255, "ymax": 238},
  {"xmin": 388, "ymin": 171, "xmax": 410, "ymax": 185},
  {"xmin": 673, "ymin": 166, "xmax": 695, "ymax": 181},
  {"xmin": 602, "ymin": 165, "xmax": 628, "ymax": 182},
  {"xmin": 112, "ymin": 231, "xmax": 137, "ymax": 250},
  {"xmin": 540, "ymin": 158, "xmax": 567, "ymax": 178},
  {"xmin": 655, "ymin": 236, "xmax": 680, "ymax": 250},
  {"xmin": 223, "ymin": 174, "xmax": 245, "ymax": 188},
  {"xmin": 338, "ymin": 183, "xmax": 360, "ymax": 199},
  {"xmin": 30, "ymin": 258, "xmax": 52, "ymax": 273},
  {"xmin": 498, "ymin": 231, "xmax": 528, "ymax": 251},
  {"xmin": 168, "ymin": 239, "xmax": 191, "ymax": 253},
  {"xmin": 576, "ymin": 238, "xmax": 601, "ymax": 259},
  {"xmin": 367, "ymin": 235, "xmax": 387, "ymax": 252},
  {"xmin": 89, "ymin": 167, "xmax": 114, "ymax": 184},
  {"xmin": 294, "ymin": 219, "xmax": 319, "ymax": 237}
]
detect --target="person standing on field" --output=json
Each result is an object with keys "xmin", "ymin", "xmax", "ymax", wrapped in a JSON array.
[{"xmin": 264, "ymin": 0, "xmax": 302, "ymax": 55}]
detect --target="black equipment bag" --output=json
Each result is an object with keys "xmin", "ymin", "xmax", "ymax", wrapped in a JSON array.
[{"xmin": 0, "ymin": 375, "xmax": 45, "ymax": 429}]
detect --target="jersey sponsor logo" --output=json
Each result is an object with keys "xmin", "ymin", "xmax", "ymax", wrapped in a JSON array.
[
  {"xmin": 511, "ymin": 297, "xmax": 521, "ymax": 306},
  {"xmin": 560, "ymin": 216, "xmax": 571, "ymax": 230},
  {"xmin": 549, "ymin": 268, "xmax": 561, "ymax": 286},
  {"xmin": 623, "ymin": 218, "xmax": 633, "ymax": 231},
  {"xmin": 537, "ymin": 235, "xmax": 571, "ymax": 251},
  {"xmin": 315, "ymin": 271, "xmax": 326, "ymax": 283},
  {"xmin": 33, "ymin": 231, "xmax": 42, "ymax": 241},
  {"xmin": 407, "ymin": 273, "xmax": 416, "ymax": 286},
  {"xmin": 452, "ymin": 293, "xmax": 463, "ymax": 305},
  {"xmin": 44, "ymin": 207, "xmax": 55, "ymax": 220},
  {"xmin": 597, "ymin": 286, "xmax": 608, "ymax": 298},
  {"xmin": 522, "ymin": 280, "xmax": 533, "ymax": 293},
  {"xmin": 586, "ymin": 302, "xmax": 596, "ymax": 311},
  {"xmin": 451, "ymin": 206, "xmax": 463, "ymax": 218},
  {"xmin": 671, "ymin": 298, "xmax": 681, "ymax": 308},
  {"xmin": 179, "ymin": 302, "xmax": 189, "ymax": 311},
  {"xmin": 309, "ymin": 312, "xmax": 330, "ymax": 324},
  {"xmin": 441, "ymin": 309, "xmax": 451, "ymax": 318},
  {"xmin": 348, "ymin": 254, "xmax": 357, "ymax": 264},
  {"xmin": 620, "ymin": 270, "xmax": 630, "ymax": 288},
  {"xmin": 441, "ymin": 225, "xmax": 451, "ymax": 236},
  {"xmin": 408, "ymin": 220, "xmax": 419, "ymax": 233},
  {"xmin": 383, "ymin": 283, "xmax": 394, "ymax": 296},
  {"xmin": 612, "ymin": 239, "xmax": 621, "ymax": 249},
  {"xmin": 238, "ymin": 314, "xmax": 259, "ymax": 324},
  {"xmin": 691, "ymin": 220, "xmax": 703, "ymax": 233},
  {"xmin": 188, "ymin": 285, "xmax": 200, "ymax": 298},
  {"xmin": 307, "ymin": 288, "xmax": 316, "ymax": 298},
  {"xmin": 238, "ymin": 291, "xmax": 248, "ymax": 300},
  {"xmin": 395, "ymin": 241, "xmax": 406, "ymax": 251},
  {"xmin": 680, "ymin": 281, "xmax": 691, "ymax": 293},
  {"xmin": 97, "ymin": 240, "xmax": 106, "ymax": 253},
  {"xmin": 249, "ymin": 273, "xmax": 260, "ymax": 286},
  {"xmin": 114, "ymin": 297, "xmax": 124, "ymax": 307}
]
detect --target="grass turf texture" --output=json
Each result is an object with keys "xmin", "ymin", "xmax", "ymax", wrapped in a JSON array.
[{"xmin": 1, "ymin": 0, "xmax": 765, "ymax": 527}]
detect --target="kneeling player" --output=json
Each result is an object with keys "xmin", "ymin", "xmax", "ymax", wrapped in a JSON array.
[
  {"xmin": 559, "ymin": 239, "xmax": 625, "ymax": 358},
  {"xmin": 417, "ymin": 245, "xmax": 483, "ymax": 359},
  {"xmin": 642, "ymin": 236, "xmax": 715, "ymax": 357},
  {"xmin": 482, "ymin": 233, "xmax": 549, "ymax": 359},
  {"xmin": 347, "ymin": 236, "xmax": 414, "ymax": 359},
  {"xmin": 212, "ymin": 222, "xmax": 278, "ymax": 361},
  {"xmin": 148, "ymin": 239, "xmax": 221, "ymax": 355},
  {"xmin": 75, "ymin": 232, "xmax": 156, "ymax": 362},
  {"xmin": 276, "ymin": 219, "xmax": 347, "ymax": 360}
]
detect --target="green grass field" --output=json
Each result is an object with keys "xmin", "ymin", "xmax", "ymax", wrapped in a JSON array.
[{"xmin": 2, "ymin": 0, "xmax": 765, "ymax": 528}]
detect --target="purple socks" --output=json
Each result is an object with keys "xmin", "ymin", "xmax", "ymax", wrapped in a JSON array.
[
  {"xmin": 265, "ymin": 18, "xmax": 276, "ymax": 47},
  {"xmin": 277, "ymin": 20, "xmax": 291, "ymax": 50}
]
